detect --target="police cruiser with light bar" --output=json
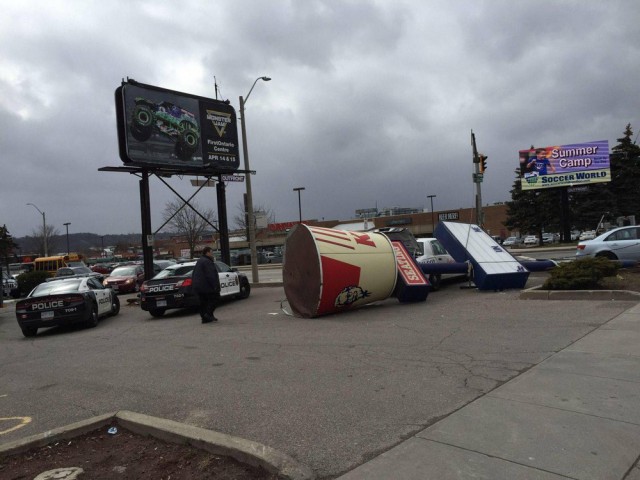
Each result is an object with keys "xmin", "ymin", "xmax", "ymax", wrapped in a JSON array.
[{"xmin": 139, "ymin": 260, "xmax": 250, "ymax": 318}]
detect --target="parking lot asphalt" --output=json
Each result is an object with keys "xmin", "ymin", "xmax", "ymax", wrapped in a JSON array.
[{"xmin": 1, "ymin": 272, "xmax": 639, "ymax": 479}]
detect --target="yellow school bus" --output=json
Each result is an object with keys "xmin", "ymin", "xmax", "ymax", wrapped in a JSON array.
[{"xmin": 33, "ymin": 254, "xmax": 84, "ymax": 276}]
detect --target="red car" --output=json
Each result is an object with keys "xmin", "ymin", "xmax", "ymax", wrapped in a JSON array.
[
  {"xmin": 91, "ymin": 263, "xmax": 114, "ymax": 275},
  {"xmin": 103, "ymin": 264, "xmax": 145, "ymax": 293}
]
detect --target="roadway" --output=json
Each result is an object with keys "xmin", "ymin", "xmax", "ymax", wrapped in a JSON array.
[
  {"xmin": 508, "ymin": 244, "xmax": 577, "ymax": 261},
  {"xmin": 0, "ymin": 266, "xmax": 630, "ymax": 478},
  {"xmin": 237, "ymin": 244, "xmax": 578, "ymax": 285}
]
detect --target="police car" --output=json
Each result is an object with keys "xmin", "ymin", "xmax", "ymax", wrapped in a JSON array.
[
  {"xmin": 15, "ymin": 275, "xmax": 120, "ymax": 337},
  {"xmin": 139, "ymin": 260, "xmax": 250, "ymax": 318}
]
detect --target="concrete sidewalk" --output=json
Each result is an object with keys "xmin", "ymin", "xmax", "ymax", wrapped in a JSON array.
[{"xmin": 337, "ymin": 303, "xmax": 640, "ymax": 480}]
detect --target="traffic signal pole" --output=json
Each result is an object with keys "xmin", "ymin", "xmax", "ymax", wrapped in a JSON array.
[{"xmin": 471, "ymin": 130, "xmax": 484, "ymax": 227}]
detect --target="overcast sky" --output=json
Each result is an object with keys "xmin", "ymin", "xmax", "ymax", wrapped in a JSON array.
[{"xmin": 2, "ymin": 1, "xmax": 639, "ymax": 238}]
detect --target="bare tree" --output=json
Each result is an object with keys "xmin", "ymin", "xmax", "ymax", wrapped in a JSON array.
[
  {"xmin": 162, "ymin": 200, "xmax": 216, "ymax": 259},
  {"xmin": 233, "ymin": 202, "xmax": 276, "ymax": 233},
  {"xmin": 27, "ymin": 224, "xmax": 60, "ymax": 256}
]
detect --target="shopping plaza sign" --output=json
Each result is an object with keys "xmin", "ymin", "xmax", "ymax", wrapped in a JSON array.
[{"xmin": 518, "ymin": 140, "xmax": 610, "ymax": 191}]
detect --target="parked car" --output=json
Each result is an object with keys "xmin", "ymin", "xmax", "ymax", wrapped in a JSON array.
[
  {"xmin": 579, "ymin": 230, "xmax": 597, "ymax": 241},
  {"xmin": 15, "ymin": 275, "xmax": 120, "ymax": 337},
  {"xmin": 542, "ymin": 233, "xmax": 559, "ymax": 244},
  {"xmin": 523, "ymin": 235, "xmax": 539, "ymax": 246},
  {"xmin": 91, "ymin": 263, "xmax": 115, "ymax": 275},
  {"xmin": 139, "ymin": 260, "xmax": 251, "ymax": 318},
  {"xmin": 153, "ymin": 259, "xmax": 176, "ymax": 272},
  {"xmin": 55, "ymin": 266, "xmax": 95, "ymax": 277},
  {"xmin": 261, "ymin": 251, "xmax": 282, "ymax": 264},
  {"xmin": 2, "ymin": 271, "xmax": 20, "ymax": 299},
  {"xmin": 576, "ymin": 225, "xmax": 640, "ymax": 261},
  {"xmin": 103, "ymin": 264, "xmax": 145, "ymax": 293},
  {"xmin": 502, "ymin": 236, "xmax": 523, "ymax": 247},
  {"xmin": 414, "ymin": 237, "xmax": 458, "ymax": 290}
]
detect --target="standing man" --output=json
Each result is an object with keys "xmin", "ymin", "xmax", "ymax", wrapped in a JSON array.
[{"xmin": 192, "ymin": 246, "xmax": 220, "ymax": 324}]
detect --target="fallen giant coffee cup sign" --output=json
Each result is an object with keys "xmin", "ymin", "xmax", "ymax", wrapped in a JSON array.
[{"xmin": 283, "ymin": 225, "xmax": 397, "ymax": 318}]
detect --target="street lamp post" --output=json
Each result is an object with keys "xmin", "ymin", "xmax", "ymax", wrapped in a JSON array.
[
  {"xmin": 293, "ymin": 187, "xmax": 305, "ymax": 223},
  {"xmin": 239, "ymin": 76, "xmax": 271, "ymax": 284},
  {"xmin": 63, "ymin": 222, "xmax": 71, "ymax": 255},
  {"xmin": 27, "ymin": 203, "xmax": 48, "ymax": 256},
  {"xmin": 427, "ymin": 195, "xmax": 437, "ymax": 235}
]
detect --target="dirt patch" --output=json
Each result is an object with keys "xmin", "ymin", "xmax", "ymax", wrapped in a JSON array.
[
  {"xmin": 0, "ymin": 425, "xmax": 285, "ymax": 480},
  {"xmin": 601, "ymin": 266, "xmax": 640, "ymax": 292}
]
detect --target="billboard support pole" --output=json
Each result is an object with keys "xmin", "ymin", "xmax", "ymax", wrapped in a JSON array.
[
  {"xmin": 217, "ymin": 176, "xmax": 231, "ymax": 265},
  {"xmin": 560, "ymin": 187, "xmax": 571, "ymax": 243},
  {"xmin": 140, "ymin": 170, "xmax": 154, "ymax": 281}
]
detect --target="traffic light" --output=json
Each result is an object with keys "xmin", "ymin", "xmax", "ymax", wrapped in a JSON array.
[{"xmin": 478, "ymin": 154, "xmax": 488, "ymax": 173}]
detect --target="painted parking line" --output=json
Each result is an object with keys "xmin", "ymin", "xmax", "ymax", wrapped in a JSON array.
[{"xmin": 0, "ymin": 416, "xmax": 32, "ymax": 435}]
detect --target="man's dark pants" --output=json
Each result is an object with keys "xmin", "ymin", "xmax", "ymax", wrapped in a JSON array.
[{"xmin": 198, "ymin": 292, "xmax": 219, "ymax": 321}]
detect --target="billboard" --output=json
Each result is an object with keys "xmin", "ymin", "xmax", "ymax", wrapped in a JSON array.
[
  {"xmin": 115, "ymin": 80, "xmax": 239, "ymax": 172},
  {"xmin": 518, "ymin": 140, "xmax": 610, "ymax": 191}
]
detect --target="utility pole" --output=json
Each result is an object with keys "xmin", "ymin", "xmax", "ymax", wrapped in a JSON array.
[
  {"xmin": 293, "ymin": 187, "xmax": 305, "ymax": 223},
  {"xmin": 64, "ymin": 222, "xmax": 71, "ymax": 255},
  {"xmin": 471, "ymin": 130, "xmax": 485, "ymax": 227},
  {"xmin": 427, "ymin": 194, "xmax": 437, "ymax": 235}
]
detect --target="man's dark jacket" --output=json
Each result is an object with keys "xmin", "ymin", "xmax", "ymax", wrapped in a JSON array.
[{"xmin": 192, "ymin": 255, "xmax": 220, "ymax": 294}]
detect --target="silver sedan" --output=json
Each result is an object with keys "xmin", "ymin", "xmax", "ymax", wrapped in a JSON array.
[{"xmin": 576, "ymin": 226, "xmax": 640, "ymax": 261}]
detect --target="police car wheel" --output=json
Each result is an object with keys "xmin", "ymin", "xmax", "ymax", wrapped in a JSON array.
[
  {"xmin": 21, "ymin": 326, "xmax": 37, "ymax": 337},
  {"xmin": 238, "ymin": 279, "xmax": 251, "ymax": 299},
  {"xmin": 111, "ymin": 295, "xmax": 120, "ymax": 316},
  {"xmin": 428, "ymin": 274, "xmax": 442, "ymax": 291},
  {"xmin": 149, "ymin": 308, "xmax": 166, "ymax": 318},
  {"xmin": 87, "ymin": 305, "xmax": 99, "ymax": 328}
]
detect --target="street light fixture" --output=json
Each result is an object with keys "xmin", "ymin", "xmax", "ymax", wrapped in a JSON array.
[
  {"xmin": 64, "ymin": 222, "xmax": 71, "ymax": 255},
  {"xmin": 239, "ymin": 76, "xmax": 271, "ymax": 284},
  {"xmin": 27, "ymin": 203, "xmax": 48, "ymax": 256},
  {"xmin": 427, "ymin": 195, "xmax": 437, "ymax": 236},
  {"xmin": 293, "ymin": 187, "xmax": 305, "ymax": 223}
]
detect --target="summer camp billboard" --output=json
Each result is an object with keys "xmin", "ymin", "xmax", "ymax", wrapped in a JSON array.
[
  {"xmin": 115, "ymin": 80, "xmax": 240, "ymax": 173},
  {"xmin": 518, "ymin": 140, "xmax": 610, "ymax": 191}
]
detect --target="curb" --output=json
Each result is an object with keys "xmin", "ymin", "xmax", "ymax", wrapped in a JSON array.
[
  {"xmin": 520, "ymin": 285, "xmax": 640, "ymax": 301},
  {"xmin": 0, "ymin": 411, "xmax": 316, "ymax": 480},
  {"xmin": 251, "ymin": 282, "xmax": 283, "ymax": 288}
]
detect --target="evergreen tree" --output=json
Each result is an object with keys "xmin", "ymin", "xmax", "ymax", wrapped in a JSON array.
[
  {"xmin": 0, "ymin": 224, "xmax": 18, "ymax": 272},
  {"xmin": 569, "ymin": 124, "xmax": 640, "ymax": 231},
  {"xmin": 610, "ymin": 124, "xmax": 640, "ymax": 218},
  {"xmin": 505, "ymin": 171, "xmax": 563, "ymax": 245},
  {"xmin": 505, "ymin": 172, "xmax": 536, "ymax": 238}
]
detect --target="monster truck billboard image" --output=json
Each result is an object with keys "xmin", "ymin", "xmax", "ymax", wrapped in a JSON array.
[{"xmin": 115, "ymin": 80, "xmax": 239, "ymax": 172}]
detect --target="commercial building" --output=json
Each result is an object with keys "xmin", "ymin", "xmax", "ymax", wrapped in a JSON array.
[{"xmin": 155, "ymin": 203, "xmax": 513, "ymax": 259}]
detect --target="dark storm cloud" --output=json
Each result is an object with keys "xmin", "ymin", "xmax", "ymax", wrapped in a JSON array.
[{"xmin": 0, "ymin": 0, "xmax": 638, "ymax": 238}]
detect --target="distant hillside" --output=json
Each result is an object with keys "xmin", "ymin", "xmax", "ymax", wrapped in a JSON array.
[{"xmin": 14, "ymin": 232, "xmax": 175, "ymax": 257}]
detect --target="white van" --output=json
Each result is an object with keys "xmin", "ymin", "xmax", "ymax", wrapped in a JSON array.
[{"xmin": 415, "ymin": 238, "xmax": 454, "ymax": 264}]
